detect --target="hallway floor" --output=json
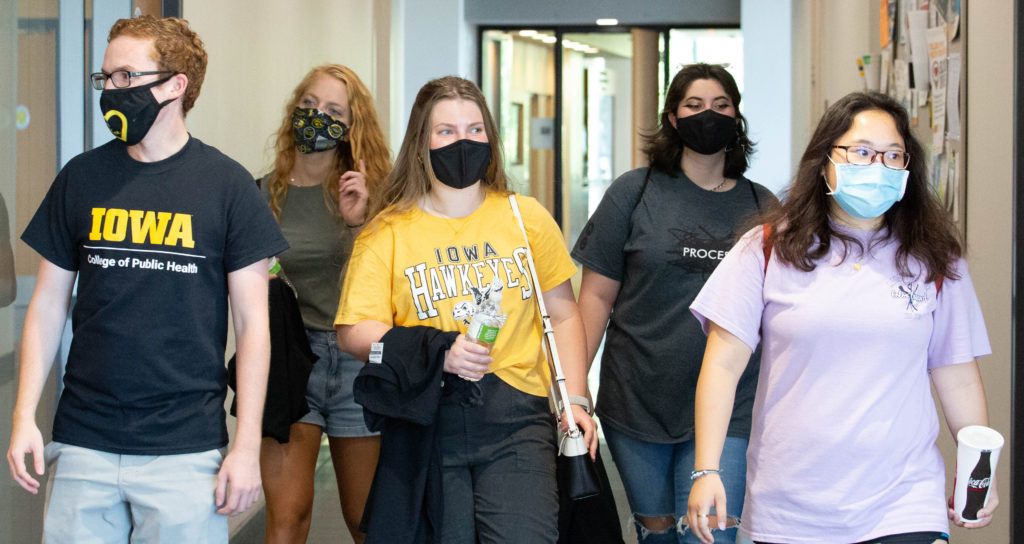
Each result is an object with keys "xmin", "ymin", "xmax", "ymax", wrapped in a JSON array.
[{"xmin": 230, "ymin": 435, "xmax": 638, "ymax": 543}]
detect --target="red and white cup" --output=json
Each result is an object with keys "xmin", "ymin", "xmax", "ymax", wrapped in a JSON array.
[{"xmin": 953, "ymin": 425, "xmax": 1003, "ymax": 522}]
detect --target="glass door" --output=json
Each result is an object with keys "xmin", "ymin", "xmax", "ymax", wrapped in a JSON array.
[
  {"xmin": 2, "ymin": 2, "xmax": 61, "ymax": 538},
  {"xmin": 480, "ymin": 29, "xmax": 557, "ymax": 210},
  {"xmin": 559, "ymin": 32, "xmax": 634, "ymax": 248},
  {"xmin": 1, "ymin": 1, "xmax": 133, "ymax": 540}
]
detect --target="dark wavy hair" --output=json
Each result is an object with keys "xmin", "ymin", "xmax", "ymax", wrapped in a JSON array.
[
  {"xmin": 643, "ymin": 63, "xmax": 753, "ymax": 178},
  {"xmin": 762, "ymin": 91, "xmax": 961, "ymax": 281}
]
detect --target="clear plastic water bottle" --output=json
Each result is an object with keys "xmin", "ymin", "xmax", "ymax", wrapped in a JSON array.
[
  {"xmin": 467, "ymin": 308, "xmax": 504, "ymax": 349},
  {"xmin": 461, "ymin": 279, "xmax": 507, "ymax": 381}
]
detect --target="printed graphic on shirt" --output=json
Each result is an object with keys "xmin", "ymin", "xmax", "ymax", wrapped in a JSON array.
[
  {"xmin": 404, "ymin": 241, "xmax": 533, "ymax": 320},
  {"xmin": 666, "ymin": 226, "xmax": 734, "ymax": 276},
  {"xmin": 890, "ymin": 275, "xmax": 929, "ymax": 315},
  {"xmin": 576, "ymin": 222, "xmax": 596, "ymax": 251},
  {"xmin": 460, "ymin": 278, "xmax": 509, "ymax": 344},
  {"xmin": 84, "ymin": 206, "xmax": 204, "ymax": 274}
]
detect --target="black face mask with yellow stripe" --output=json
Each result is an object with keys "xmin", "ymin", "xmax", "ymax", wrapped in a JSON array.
[
  {"xmin": 99, "ymin": 76, "xmax": 175, "ymax": 146},
  {"xmin": 292, "ymin": 107, "xmax": 349, "ymax": 154}
]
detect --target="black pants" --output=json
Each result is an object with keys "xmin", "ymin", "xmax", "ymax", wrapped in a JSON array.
[{"xmin": 756, "ymin": 531, "xmax": 949, "ymax": 544}]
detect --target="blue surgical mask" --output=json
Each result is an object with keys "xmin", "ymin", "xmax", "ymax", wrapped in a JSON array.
[{"xmin": 825, "ymin": 160, "xmax": 909, "ymax": 219}]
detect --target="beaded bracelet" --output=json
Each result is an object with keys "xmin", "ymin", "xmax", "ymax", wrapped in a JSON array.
[{"xmin": 690, "ymin": 468, "xmax": 722, "ymax": 481}]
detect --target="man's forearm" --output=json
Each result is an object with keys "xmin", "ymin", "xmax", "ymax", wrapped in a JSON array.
[
  {"xmin": 231, "ymin": 329, "xmax": 269, "ymax": 452},
  {"xmin": 14, "ymin": 261, "xmax": 76, "ymax": 423}
]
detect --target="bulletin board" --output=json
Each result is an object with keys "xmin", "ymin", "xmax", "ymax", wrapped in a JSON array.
[{"xmin": 876, "ymin": 0, "xmax": 966, "ymax": 231}]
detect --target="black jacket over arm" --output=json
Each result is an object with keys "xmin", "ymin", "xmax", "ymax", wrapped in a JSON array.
[{"xmin": 354, "ymin": 325, "xmax": 473, "ymax": 544}]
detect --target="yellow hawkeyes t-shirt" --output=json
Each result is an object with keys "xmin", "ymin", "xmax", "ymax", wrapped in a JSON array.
[{"xmin": 336, "ymin": 192, "xmax": 576, "ymax": 396}]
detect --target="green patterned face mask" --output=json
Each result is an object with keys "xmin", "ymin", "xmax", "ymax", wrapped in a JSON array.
[{"xmin": 292, "ymin": 107, "xmax": 348, "ymax": 154}]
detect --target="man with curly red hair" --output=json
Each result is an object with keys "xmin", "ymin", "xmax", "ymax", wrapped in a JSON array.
[{"xmin": 7, "ymin": 15, "xmax": 287, "ymax": 542}]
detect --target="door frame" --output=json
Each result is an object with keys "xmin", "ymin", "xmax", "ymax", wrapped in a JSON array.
[{"xmin": 476, "ymin": 24, "xmax": 737, "ymax": 226}]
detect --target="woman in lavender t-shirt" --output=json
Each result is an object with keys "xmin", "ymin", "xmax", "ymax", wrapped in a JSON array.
[{"xmin": 686, "ymin": 92, "xmax": 998, "ymax": 544}]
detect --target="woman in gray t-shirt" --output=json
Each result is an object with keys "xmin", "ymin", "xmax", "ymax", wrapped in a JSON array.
[{"xmin": 572, "ymin": 63, "xmax": 775, "ymax": 544}]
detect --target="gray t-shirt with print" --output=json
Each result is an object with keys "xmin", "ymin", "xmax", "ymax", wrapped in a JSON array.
[{"xmin": 572, "ymin": 166, "xmax": 776, "ymax": 443}]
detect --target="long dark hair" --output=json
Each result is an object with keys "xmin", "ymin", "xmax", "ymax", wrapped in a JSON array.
[
  {"xmin": 762, "ymin": 91, "xmax": 961, "ymax": 281},
  {"xmin": 643, "ymin": 63, "xmax": 753, "ymax": 178}
]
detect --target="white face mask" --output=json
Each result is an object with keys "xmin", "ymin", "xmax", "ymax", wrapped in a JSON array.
[{"xmin": 825, "ymin": 159, "xmax": 909, "ymax": 219}]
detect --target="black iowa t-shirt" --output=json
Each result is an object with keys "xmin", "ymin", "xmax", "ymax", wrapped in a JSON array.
[{"xmin": 22, "ymin": 137, "xmax": 288, "ymax": 455}]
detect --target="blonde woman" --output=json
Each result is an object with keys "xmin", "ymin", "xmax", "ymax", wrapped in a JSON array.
[{"xmin": 337, "ymin": 76, "xmax": 597, "ymax": 543}]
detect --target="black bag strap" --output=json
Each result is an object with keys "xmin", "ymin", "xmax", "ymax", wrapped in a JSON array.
[
  {"xmin": 625, "ymin": 167, "xmax": 654, "ymax": 240},
  {"xmin": 631, "ymin": 169, "xmax": 762, "ymax": 231}
]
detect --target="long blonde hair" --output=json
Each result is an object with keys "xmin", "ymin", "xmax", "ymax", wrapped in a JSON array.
[
  {"xmin": 267, "ymin": 64, "xmax": 391, "ymax": 219},
  {"xmin": 368, "ymin": 76, "xmax": 507, "ymax": 220}
]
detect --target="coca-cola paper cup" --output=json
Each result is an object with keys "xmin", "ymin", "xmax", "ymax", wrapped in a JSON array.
[{"xmin": 953, "ymin": 425, "xmax": 1003, "ymax": 522}]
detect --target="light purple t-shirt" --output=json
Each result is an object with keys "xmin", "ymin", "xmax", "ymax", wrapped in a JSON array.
[{"xmin": 690, "ymin": 224, "xmax": 991, "ymax": 543}]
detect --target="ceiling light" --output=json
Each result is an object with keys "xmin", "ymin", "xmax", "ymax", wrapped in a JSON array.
[
  {"xmin": 596, "ymin": 18, "xmax": 618, "ymax": 26},
  {"xmin": 542, "ymin": 36, "xmax": 557, "ymax": 44},
  {"xmin": 519, "ymin": 30, "xmax": 537, "ymax": 37}
]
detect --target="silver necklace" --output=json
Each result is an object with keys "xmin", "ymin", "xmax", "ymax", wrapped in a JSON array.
[{"xmin": 289, "ymin": 177, "xmax": 321, "ymax": 187}]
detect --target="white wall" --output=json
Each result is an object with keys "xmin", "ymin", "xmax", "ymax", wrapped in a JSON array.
[
  {"xmin": 790, "ymin": 2, "xmax": 813, "ymax": 175},
  {"xmin": 183, "ymin": 0, "xmax": 377, "ymax": 176},
  {"xmin": 957, "ymin": 2, "xmax": 1014, "ymax": 542},
  {"xmin": 741, "ymin": 0, "xmax": 794, "ymax": 194},
  {"xmin": 816, "ymin": 1, "xmax": 873, "ymax": 109},
  {"xmin": 392, "ymin": 0, "xmax": 475, "ymax": 151}
]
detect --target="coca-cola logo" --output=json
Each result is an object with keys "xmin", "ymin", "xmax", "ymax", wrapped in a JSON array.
[{"xmin": 967, "ymin": 477, "xmax": 991, "ymax": 489}]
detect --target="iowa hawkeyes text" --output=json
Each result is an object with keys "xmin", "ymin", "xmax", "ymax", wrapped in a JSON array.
[{"xmin": 405, "ymin": 243, "xmax": 533, "ymax": 319}]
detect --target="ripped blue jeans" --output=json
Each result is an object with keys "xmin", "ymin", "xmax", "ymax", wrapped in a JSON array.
[{"xmin": 603, "ymin": 426, "xmax": 747, "ymax": 544}]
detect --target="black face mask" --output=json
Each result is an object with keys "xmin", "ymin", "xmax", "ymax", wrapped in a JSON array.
[
  {"xmin": 100, "ymin": 76, "xmax": 175, "ymax": 146},
  {"xmin": 674, "ymin": 109, "xmax": 738, "ymax": 155},
  {"xmin": 429, "ymin": 139, "xmax": 491, "ymax": 190},
  {"xmin": 292, "ymin": 107, "xmax": 349, "ymax": 154}
]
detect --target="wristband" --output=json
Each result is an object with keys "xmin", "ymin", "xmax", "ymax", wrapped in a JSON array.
[
  {"xmin": 690, "ymin": 468, "xmax": 722, "ymax": 481},
  {"xmin": 557, "ymin": 395, "xmax": 592, "ymax": 415}
]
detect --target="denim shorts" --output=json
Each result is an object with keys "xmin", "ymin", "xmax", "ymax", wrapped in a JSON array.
[
  {"xmin": 603, "ymin": 424, "xmax": 748, "ymax": 544},
  {"xmin": 297, "ymin": 329, "xmax": 377, "ymax": 437}
]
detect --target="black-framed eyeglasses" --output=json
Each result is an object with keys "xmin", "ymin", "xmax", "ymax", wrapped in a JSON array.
[
  {"xmin": 89, "ymin": 70, "xmax": 175, "ymax": 90},
  {"xmin": 831, "ymin": 145, "xmax": 910, "ymax": 170}
]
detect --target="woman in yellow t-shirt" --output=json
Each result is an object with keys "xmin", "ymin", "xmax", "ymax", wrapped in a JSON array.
[{"xmin": 337, "ymin": 76, "xmax": 597, "ymax": 543}]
